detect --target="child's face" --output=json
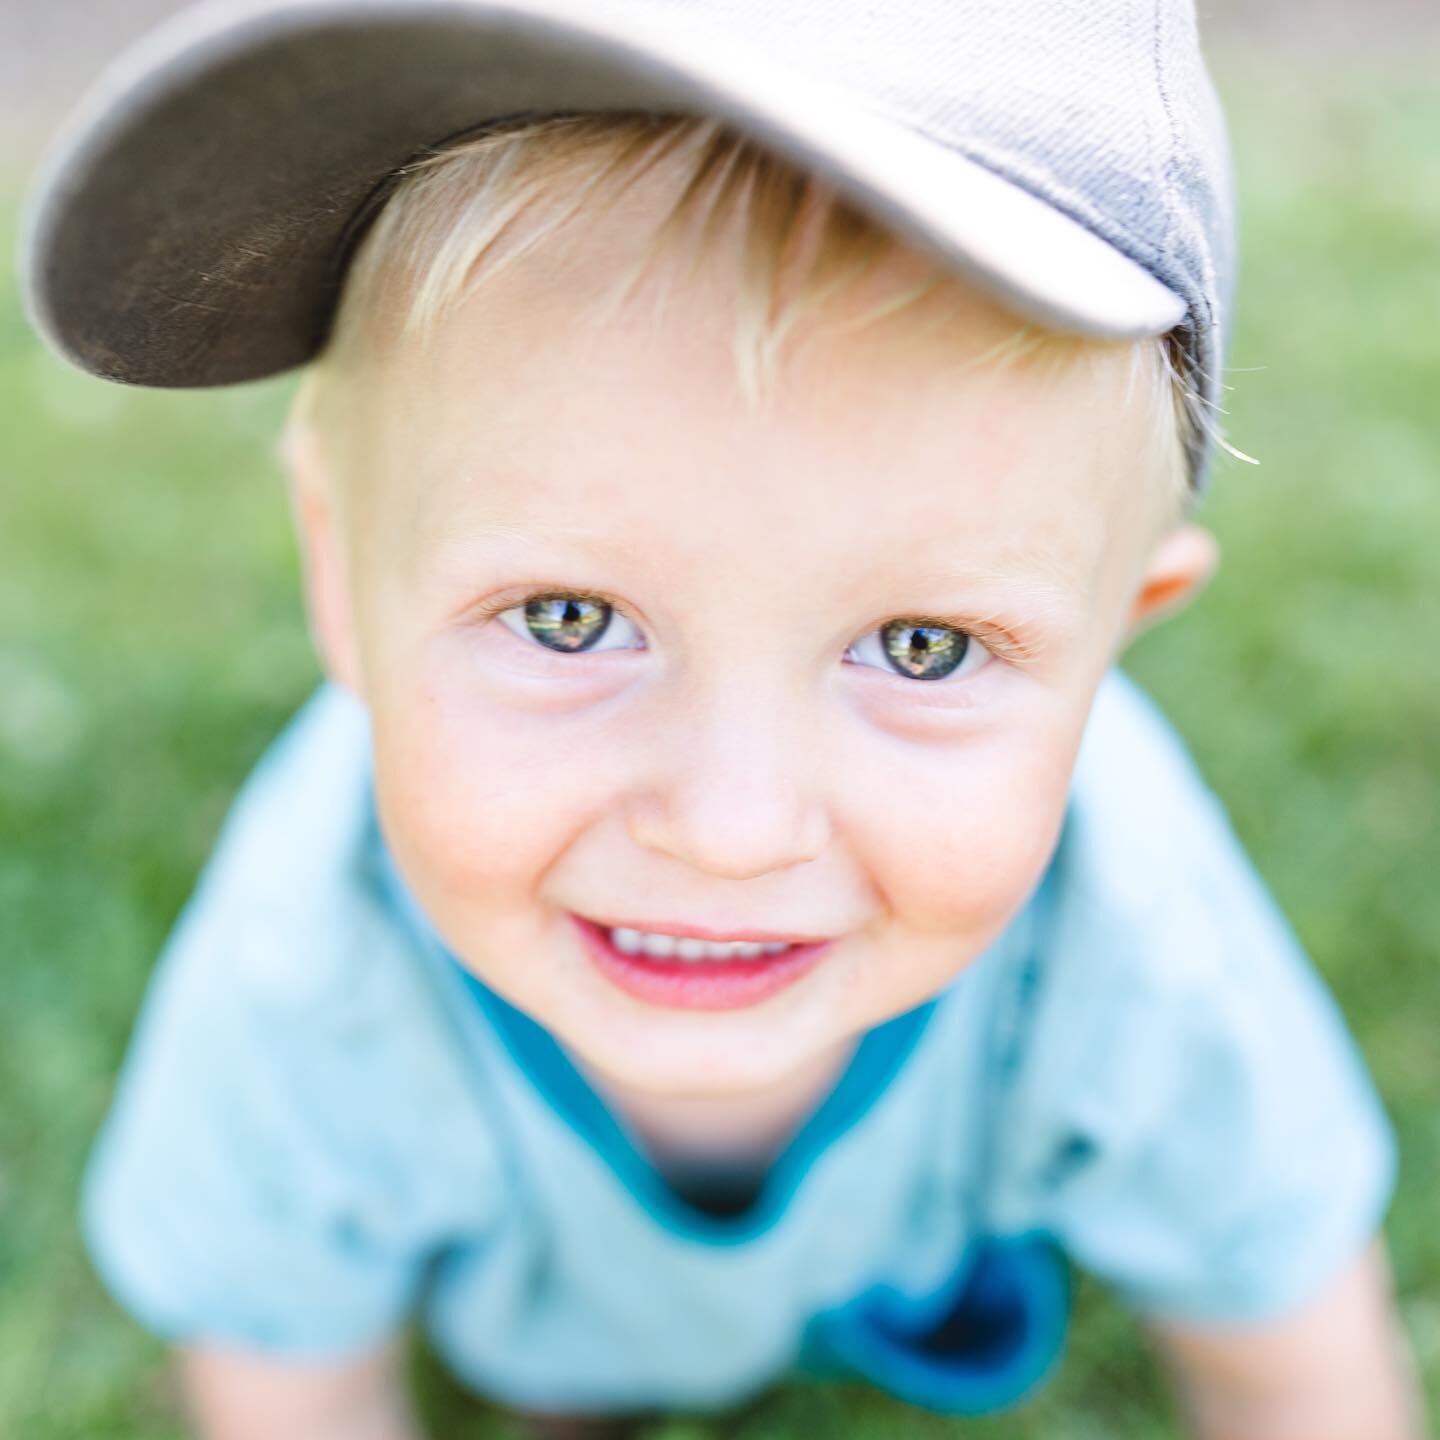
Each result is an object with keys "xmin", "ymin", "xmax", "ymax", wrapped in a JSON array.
[{"xmin": 303, "ymin": 182, "xmax": 1196, "ymax": 1102}]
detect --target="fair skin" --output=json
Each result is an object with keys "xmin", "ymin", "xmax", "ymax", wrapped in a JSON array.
[{"xmin": 174, "ymin": 169, "xmax": 1423, "ymax": 1438}]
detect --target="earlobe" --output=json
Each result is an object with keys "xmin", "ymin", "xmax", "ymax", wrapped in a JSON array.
[
  {"xmin": 278, "ymin": 418, "xmax": 364, "ymax": 695},
  {"xmin": 1125, "ymin": 523, "xmax": 1220, "ymax": 642}
]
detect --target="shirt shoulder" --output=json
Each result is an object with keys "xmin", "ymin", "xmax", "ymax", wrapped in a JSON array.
[
  {"xmin": 1047, "ymin": 667, "xmax": 1323, "ymax": 1012},
  {"xmin": 1065, "ymin": 667, "xmax": 1243, "ymax": 928},
  {"xmin": 986, "ymin": 669, "xmax": 1395, "ymax": 1321},
  {"xmin": 176, "ymin": 682, "xmax": 382, "ymax": 1003},
  {"xmin": 82, "ymin": 685, "xmax": 507, "ymax": 1350}
]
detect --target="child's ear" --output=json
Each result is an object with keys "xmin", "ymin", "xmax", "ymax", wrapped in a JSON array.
[
  {"xmin": 1124, "ymin": 522, "xmax": 1220, "ymax": 642},
  {"xmin": 277, "ymin": 417, "xmax": 364, "ymax": 695}
]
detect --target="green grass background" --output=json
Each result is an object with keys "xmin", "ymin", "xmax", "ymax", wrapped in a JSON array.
[{"xmin": 1, "ymin": 57, "xmax": 1437, "ymax": 1439}]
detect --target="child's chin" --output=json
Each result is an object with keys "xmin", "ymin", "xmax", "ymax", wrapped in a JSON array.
[{"xmin": 559, "ymin": 1003, "xmax": 836, "ymax": 1102}]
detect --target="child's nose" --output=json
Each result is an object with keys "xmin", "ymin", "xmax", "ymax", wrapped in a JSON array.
[{"xmin": 622, "ymin": 692, "xmax": 831, "ymax": 881}]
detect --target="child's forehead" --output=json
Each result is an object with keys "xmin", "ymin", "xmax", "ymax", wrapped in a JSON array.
[
  {"xmin": 385, "ymin": 236, "xmax": 1126, "ymax": 466},
  {"xmin": 354, "ymin": 253, "xmax": 1152, "ymax": 606},
  {"xmin": 328, "ymin": 152, "xmax": 1170, "ymax": 583}
]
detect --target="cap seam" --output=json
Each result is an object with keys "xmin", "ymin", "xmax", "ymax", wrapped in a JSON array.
[{"xmin": 1149, "ymin": 0, "xmax": 1181, "ymax": 291}]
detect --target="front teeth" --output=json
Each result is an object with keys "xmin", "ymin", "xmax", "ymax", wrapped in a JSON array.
[{"xmin": 609, "ymin": 927, "xmax": 792, "ymax": 962}]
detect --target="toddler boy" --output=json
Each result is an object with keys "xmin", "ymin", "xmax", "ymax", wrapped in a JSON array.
[{"xmin": 21, "ymin": 0, "xmax": 1425, "ymax": 1437}]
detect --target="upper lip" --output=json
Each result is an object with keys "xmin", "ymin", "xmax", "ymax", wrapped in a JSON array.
[{"xmin": 575, "ymin": 914, "xmax": 834, "ymax": 946}]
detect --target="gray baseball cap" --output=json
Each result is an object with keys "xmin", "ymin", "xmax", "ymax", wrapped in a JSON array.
[{"xmin": 20, "ymin": 0, "xmax": 1234, "ymax": 482}]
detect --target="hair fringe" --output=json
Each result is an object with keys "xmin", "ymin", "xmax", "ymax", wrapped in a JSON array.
[{"xmin": 295, "ymin": 113, "xmax": 1204, "ymax": 501}]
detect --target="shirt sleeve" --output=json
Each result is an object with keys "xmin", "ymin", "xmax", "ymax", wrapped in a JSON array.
[
  {"xmin": 990, "ymin": 671, "xmax": 1397, "ymax": 1326},
  {"xmin": 81, "ymin": 685, "xmax": 497, "ymax": 1356},
  {"xmin": 82, "ymin": 914, "xmax": 419, "ymax": 1354}
]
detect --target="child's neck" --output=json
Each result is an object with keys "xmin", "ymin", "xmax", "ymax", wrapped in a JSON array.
[{"xmin": 580, "ymin": 1035, "xmax": 858, "ymax": 1201}]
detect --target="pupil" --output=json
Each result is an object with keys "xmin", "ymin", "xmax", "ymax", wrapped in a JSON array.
[
  {"xmin": 525, "ymin": 596, "xmax": 610, "ymax": 652},
  {"xmin": 882, "ymin": 622, "xmax": 967, "ymax": 680}
]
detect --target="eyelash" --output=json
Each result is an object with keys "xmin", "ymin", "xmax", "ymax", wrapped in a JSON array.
[
  {"xmin": 858, "ymin": 613, "xmax": 1033, "ymax": 668},
  {"xmin": 471, "ymin": 589, "xmax": 639, "ymax": 633},
  {"xmin": 471, "ymin": 589, "xmax": 1034, "ymax": 671}
]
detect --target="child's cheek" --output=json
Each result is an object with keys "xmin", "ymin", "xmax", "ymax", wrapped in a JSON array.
[
  {"xmin": 847, "ymin": 718, "xmax": 1079, "ymax": 944},
  {"xmin": 366, "ymin": 678, "xmax": 616, "ymax": 909}
]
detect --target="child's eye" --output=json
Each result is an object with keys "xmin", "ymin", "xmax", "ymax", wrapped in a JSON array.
[
  {"xmin": 496, "ymin": 594, "xmax": 643, "ymax": 653},
  {"xmin": 846, "ymin": 621, "xmax": 992, "ymax": 682}
]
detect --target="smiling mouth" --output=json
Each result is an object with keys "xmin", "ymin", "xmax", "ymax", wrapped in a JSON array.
[{"xmin": 570, "ymin": 916, "xmax": 835, "ymax": 1010}]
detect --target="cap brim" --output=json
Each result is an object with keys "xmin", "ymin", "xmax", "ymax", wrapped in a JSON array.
[{"xmin": 21, "ymin": 0, "xmax": 1187, "ymax": 388}]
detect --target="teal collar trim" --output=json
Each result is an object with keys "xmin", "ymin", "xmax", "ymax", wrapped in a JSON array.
[{"xmin": 453, "ymin": 962, "xmax": 938, "ymax": 1246}]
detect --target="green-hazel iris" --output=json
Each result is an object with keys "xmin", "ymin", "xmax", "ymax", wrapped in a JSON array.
[
  {"xmin": 881, "ymin": 622, "xmax": 969, "ymax": 680},
  {"xmin": 524, "ymin": 596, "xmax": 612, "ymax": 652}
]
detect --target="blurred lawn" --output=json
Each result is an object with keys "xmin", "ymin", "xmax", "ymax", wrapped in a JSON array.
[{"xmin": 1, "ymin": 57, "xmax": 1438, "ymax": 1440}]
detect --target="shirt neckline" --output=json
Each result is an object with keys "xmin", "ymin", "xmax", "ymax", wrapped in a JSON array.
[{"xmin": 453, "ymin": 960, "xmax": 938, "ymax": 1246}]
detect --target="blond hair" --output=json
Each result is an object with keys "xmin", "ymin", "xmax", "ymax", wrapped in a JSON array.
[{"xmin": 289, "ymin": 112, "xmax": 1198, "ymax": 508}]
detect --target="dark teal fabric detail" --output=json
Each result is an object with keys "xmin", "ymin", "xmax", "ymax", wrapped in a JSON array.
[
  {"xmin": 451, "ymin": 961, "xmax": 937, "ymax": 1247},
  {"xmin": 803, "ymin": 1234, "xmax": 1069, "ymax": 1414}
]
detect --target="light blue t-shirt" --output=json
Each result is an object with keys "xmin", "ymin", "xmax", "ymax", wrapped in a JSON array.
[{"xmin": 80, "ymin": 670, "xmax": 1396, "ymax": 1416}]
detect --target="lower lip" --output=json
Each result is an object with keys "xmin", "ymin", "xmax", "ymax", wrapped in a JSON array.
[{"xmin": 571, "ymin": 917, "xmax": 835, "ymax": 1011}]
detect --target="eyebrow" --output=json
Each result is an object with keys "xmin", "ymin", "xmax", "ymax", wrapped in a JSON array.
[
  {"xmin": 910, "ymin": 556, "xmax": 1082, "ymax": 601},
  {"xmin": 901, "ymin": 550, "xmax": 1091, "ymax": 620},
  {"xmin": 432, "ymin": 523, "xmax": 1088, "ymax": 587},
  {"xmin": 422, "ymin": 522, "xmax": 601, "ymax": 577}
]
